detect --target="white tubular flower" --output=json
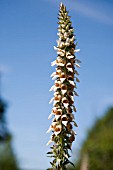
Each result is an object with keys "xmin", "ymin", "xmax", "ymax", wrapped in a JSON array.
[
  {"xmin": 67, "ymin": 76, "xmax": 75, "ymax": 86},
  {"xmin": 54, "ymin": 124, "xmax": 62, "ymax": 136},
  {"xmin": 53, "ymin": 94, "xmax": 61, "ymax": 105},
  {"xmin": 60, "ymin": 72, "xmax": 66, "ymax": 83},
  {"xmin": 58, "ymin": 40, "xmax": 65, "ymax": 48},
  {"xmin": 56, "ymin": 58, "xmax": 66, "ymax": 67},
  {"xmin": 55, "ymin": 109, "xmax": 62, "ymax": 120},
  {"xmin": 47, "ymin": 3, "xmax": 81, "ymax": 169},
  {"xmin": 57, "ymin": 51, "xmax": 64, "ymax": 56},
  {"xmin": 61, "ymin": 84, "xmax": 67, "ymax": 95},
  {"xmin": 61, "ymin": 115, "xmax": 68, "ymax": 126},
  {"xmin": 64, "ymin": 32, "xmax": 69, "ymax": 38},
  {"xmin": 67, "ymin": 90, "xmax": 74, "ymax": 102},
  {"xmin": 66, "ymin": 63, "xmax": 73, "ymax": 72},
  {"xmin": 54, "ymin": 80, "xmax": 61, "ymax": 90},
  {"xmin": 61, "ymin": 29, "xmax": 65, "ymax": 34},
  {"xmin": 62, "ymin": 97, "xmax": 69, "ymax": 109},
  {"xmin": 66, "ymin": 52, "xmax": 74, "ymax": 59}
]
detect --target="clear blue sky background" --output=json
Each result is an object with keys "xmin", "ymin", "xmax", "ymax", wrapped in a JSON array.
[{"xmin": 0, "ymin": 0, "xmax": 113, "ymax": 169}]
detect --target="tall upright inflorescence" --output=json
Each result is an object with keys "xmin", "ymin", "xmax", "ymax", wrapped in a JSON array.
[{"xmin": 47, "ymin": 3, "xmax": 81, "ymax": 170}]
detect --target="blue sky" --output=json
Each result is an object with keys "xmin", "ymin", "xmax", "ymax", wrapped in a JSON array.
[{"xmin": 0, "ymin": 0, "xmax": 113, "ymax": 169}]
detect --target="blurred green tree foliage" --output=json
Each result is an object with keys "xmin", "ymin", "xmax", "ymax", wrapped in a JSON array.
[
  {"xmin": 0, "ymin": 99, "xmax": 19, "ymax": 170},
  {"xmin": 69, "ymin": 107, "xmax": 113, "ymax": 170}
]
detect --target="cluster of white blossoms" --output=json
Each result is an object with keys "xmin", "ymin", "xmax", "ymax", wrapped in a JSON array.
[{"xmin": 47, "ymin": 3, "xmax": 81, "ymax": 169}]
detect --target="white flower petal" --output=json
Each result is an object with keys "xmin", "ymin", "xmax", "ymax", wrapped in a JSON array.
[
  {"xmin": 54, "ymin": 46, "xmax": 57, "ymax": 50},
  {"xmin": 52, "ymin": 75, "xmax": 58, "ymax": 80},
  {"xmin": 66, "ymin": 55, "xmax": 74, "ymax": 59},
  {"xmin": 75, "ymin": 49, "xmax": 80, "ymax": 52},
  {"xmin": 49, "ymin": 97, "xmax": 54, "ymax": 104},
  {"xmin": 65, "ymin": 42, "xmax": 70, "ymax": 46},
  {"xmin": 50, "ymin": 72, "xmax": 56, "ymax": 77},
  {"xmin": 46, "ymin": 140, "xmax": 52, "ymax": 146},
  {"xmin": 62, "ymin": 121, "xmax": 68, "ymax": 126},
  {"xmin": 63, "ymin": 103, "xmax": 69, "ymax": 109},
  {"xmin": 55, "ymin": 114, "xmax": 61, "ymax": 121},
  {"xmin": 51, "ymin": 60, "xmax": 56, "ymax": 66},
  {"xmin": 54, "ymin": 131, "xmax": 60, "ymax": 136},
  {"xmin": 54, "ymin": 125, "xmax": 62, "ymax": 136},
  {"xmin": 67, "ymin": 67, "xmax": 73, "ymax": 72},
  {"xmin": 60, "ymin": 77, "xmax": 66, "ymax": 83},
  {"xmin": 49, "ymin": 85, "xmax": 55, "ymax": 91},
  {"xmin": 57, "ymin": 62, "xmax": 65, "ymax": 67},
  {"xmin": 46, "ymin": 126, "xmax": 51, "ymax": 133},
  {"xmin": 62, "ymin": 29, "xmax": 65, "ymax": 34},
  {"xmin": 53, "ymin": 100, "xmax": 58, "ymax": 105},
  {"xmin": 48, "ymin": 112, "xmax": 53, "ymax": 119},
  {"xmin": 61, "ymin": 89, "xmax": 67, "ymax": 95},
  {"xmin": 70, "ymin": 36, "xmax": 75, "ymax": 42},
  {"xmin": 70, "ymin": 96, "xmax": 74, "ymax": 102},
  {"xmin": 69, "ymin": 80, "xmax": 75, "ymax": 86}
]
